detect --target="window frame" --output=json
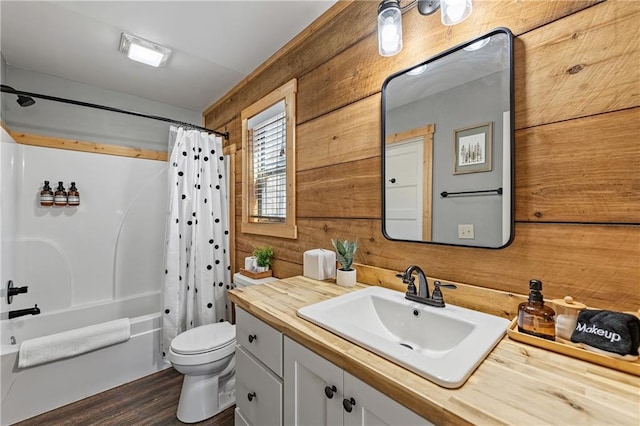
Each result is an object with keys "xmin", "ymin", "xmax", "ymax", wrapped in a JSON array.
[{"xmin": 241, "ymin": 79, "xmax": 297, "ymax": 239}]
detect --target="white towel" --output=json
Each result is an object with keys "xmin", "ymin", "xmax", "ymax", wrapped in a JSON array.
[{"xmin": 18, "ymin": 318, "xmax": 130, "ymax": 368}]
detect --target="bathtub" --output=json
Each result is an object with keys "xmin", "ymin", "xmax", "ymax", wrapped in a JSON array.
[{"xmin": 0, "ymin": 292, "xmax": 168, "ymax": 425}]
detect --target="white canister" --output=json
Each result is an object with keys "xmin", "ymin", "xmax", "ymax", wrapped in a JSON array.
[
  {"xmin": 303, "ymin": 249, "xmax": 336, "ymax": 281},
  {"xmin": 244, "ymin": 256, "xmax": 257, "ymax": 272}
]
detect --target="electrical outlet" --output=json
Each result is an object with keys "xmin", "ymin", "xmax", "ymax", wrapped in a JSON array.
[{"xmin": 458, "ymin": 224, "xmax": 474, "ymax": 239}]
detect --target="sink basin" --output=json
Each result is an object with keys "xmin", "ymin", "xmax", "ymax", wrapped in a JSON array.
[{"xmin": 297, "ymin": 286, "xmax": 509, "ymax": 388}]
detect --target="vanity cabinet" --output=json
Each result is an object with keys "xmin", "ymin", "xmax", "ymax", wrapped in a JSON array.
[
  {"xmin": 284, "ymin": 337, "xmax": 431, "ymax": 426},
  {"xmin": 235, "ymin": 307, "xmax": 283, "ymax": 426}
]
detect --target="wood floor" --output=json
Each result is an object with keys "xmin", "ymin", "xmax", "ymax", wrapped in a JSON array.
[{"xmin": 14, "ymin": 368, "xmax": 235, "ymax": 426}]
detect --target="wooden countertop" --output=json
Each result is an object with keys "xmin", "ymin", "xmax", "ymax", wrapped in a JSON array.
[{"xmin": 229, "ymin": 276, "xmax": 640, "ymax": 425}]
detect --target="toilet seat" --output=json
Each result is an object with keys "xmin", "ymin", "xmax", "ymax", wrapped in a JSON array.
[
  {"xmin": 168, "ymin": 322, "xmax": 236, "ymax": 366},
  {"xmin": 171, "ymin": 322, "xmax": 235, "ymax": 355}
]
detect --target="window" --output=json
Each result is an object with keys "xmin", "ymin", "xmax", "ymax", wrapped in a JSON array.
[{"xmin": 241, "ymin": 79, "xmax": 297, "ymax": 239}]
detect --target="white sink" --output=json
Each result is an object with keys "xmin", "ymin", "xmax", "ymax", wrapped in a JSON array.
[{"xmin": 297, "ymin": 286, "xmax": 509, "ymax": 388}]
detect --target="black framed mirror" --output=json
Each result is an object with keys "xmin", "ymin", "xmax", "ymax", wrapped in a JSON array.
[{"xmin": 381, "ymin": 27, "xmax": 514, "ymax": 248}]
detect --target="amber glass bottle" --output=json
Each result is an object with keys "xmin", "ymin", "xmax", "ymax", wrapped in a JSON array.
[
  {"xmin": 40, "ymin": 180, "xmax": 54, "ymax": 206},
  {"xmin": 67, "ymin": 182, "xmax": 80, "ymax": 206},
  {"xmin": 54, "ymin": 181, "xmax": 67, "ymax": 206},
  {"xmin": 517, "ymin": 279, "xmax": 556, "ymax": 340}
]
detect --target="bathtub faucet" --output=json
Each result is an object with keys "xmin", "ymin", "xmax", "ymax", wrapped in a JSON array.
[{"xmin": 9, "ymin": 304, "xmax": 41, "ymax": 319}]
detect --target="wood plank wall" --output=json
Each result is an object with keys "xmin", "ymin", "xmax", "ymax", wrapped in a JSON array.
[{"xmin": 204, "ymin": 0, "xmax": 640, "ymax": 312}]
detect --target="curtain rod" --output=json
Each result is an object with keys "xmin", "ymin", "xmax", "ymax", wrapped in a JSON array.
[{"xmin": 0, "ymin": 84, "xmax": 229, "ymax": 140}]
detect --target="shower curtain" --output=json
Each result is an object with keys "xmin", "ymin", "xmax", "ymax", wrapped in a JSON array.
[{"xmin": 162, "ymin": 126, "xmax": 231, "ymax": 356}]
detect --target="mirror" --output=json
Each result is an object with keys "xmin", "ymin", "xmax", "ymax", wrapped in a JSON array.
[{"xmin": 381, "ymin": 28, "xmax": 514, "ymax": 248}]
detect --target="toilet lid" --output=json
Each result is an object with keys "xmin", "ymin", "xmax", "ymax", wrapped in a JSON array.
[{"xmin": 171, "ymin": 322, "xmax": 236, "ymax": 355}]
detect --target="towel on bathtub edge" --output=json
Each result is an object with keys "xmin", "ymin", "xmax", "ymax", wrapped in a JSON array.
[{"xmin": 18, "ymin": 318, "xmax": 131, "ymax": 368}]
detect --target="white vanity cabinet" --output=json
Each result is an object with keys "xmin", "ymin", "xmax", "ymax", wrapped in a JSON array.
[
  {"xmin": 235, "ymin": 307, "xmax": 283, "ymax": 426},
  {"xmin": 284, "ymin": 337, "xmax": 432, "ymax": 426}
]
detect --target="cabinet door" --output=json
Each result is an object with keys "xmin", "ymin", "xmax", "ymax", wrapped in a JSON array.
[
  {"xmin": 236, "ymin": 346, "xmax": 283, "ymax": 426},
  {"xmin": 284, "ymin": 337, "xmax": 343, "ymax": 426},
  {"xmin": 342, "ymin": 372, "xmax": 433, "ymax": 426}
]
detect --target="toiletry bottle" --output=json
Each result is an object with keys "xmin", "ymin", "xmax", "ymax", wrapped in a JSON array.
[
  {"xmin": 54, "ymin": 181, "xmax": 67, "ymax": 206},
  {"xmin": 517, "ymin": 279, "xmax": 556, "ymax": 340},
  {"xmin": 551, "ymin": 296, "xmax": 586, "ymax": 341},
  {"xmin": 67, "ymin": 182, "xmax": 80, "ymax": 206},
  {"xmin": 40, "ymin": 180, "xmax": 54, "ymax": 206}
]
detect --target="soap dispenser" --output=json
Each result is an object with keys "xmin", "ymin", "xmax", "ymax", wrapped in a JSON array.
[{"xmin": 517, "ymin": 279, "xmax": 556, "ymax": 340}]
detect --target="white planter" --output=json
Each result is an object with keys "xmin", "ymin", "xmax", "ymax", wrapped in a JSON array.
[
  {"xmin": 255, "ymin": 265, "xmax": 269, "ymax": 273},
  {"xmin": 336, "ymin": 269, "xmax": 356, "ymax": 287}
]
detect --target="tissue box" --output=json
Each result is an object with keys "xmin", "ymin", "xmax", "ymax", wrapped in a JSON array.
[{"xmin": 303, "ymin": 249, "xmax": 336, "ymax": 281}]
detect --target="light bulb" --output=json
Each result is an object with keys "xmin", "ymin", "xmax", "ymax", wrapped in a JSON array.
[{"xmin": 381, "ymin": 18, "xmax": 400, "ymax": 52}]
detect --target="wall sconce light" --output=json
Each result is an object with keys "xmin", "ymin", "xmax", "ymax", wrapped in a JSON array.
[
  {"xmin": 378, "ymin": 0, "xmax": 403, "ymax": 57},
  {"xmin": 378, "ymin": 0, "xmax": 473, "ymax": 57}
]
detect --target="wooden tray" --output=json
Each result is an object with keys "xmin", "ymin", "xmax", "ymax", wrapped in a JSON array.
[
  {"xmin": 239, "ymin": 268, "xmax": 273, "ymax": 279},
  {"xmin": 507, "ymin": 318, "xmax": 640, "ymax": 376}
]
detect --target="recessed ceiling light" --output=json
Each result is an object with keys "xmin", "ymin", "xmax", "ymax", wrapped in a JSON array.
[{"xmin": 119, "ymin": 33, "xmax": 171, "ymax": 67}]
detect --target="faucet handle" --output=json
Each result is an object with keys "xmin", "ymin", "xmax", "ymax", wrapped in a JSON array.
[
  {"xmin": 432, "ymin": 281, "xmax": 457, "ymax": 304},
  {"xmin": 397, "ymin": 273, "xmax": 417, "ymax": 295},
  {"xmin": 435, "ymin": 281, "xmax": 457, "ymax": 290}
]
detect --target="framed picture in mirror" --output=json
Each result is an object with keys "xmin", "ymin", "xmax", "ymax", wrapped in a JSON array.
[{"xmin": 453, "ymin": 122, "xmax": 493, "ymax": 175}]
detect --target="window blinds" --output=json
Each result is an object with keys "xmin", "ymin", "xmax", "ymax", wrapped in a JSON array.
[{"xmin": 248, "ymin": 110, "xmax": 287, "ymax": 223}]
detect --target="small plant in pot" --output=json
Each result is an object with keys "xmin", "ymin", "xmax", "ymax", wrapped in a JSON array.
[
  {"xmin": 252, "ymin": 245, "xmax": 274, "ymax": 273},
  {"xmin": 331, "ymin": 238, "xmax": 358, "ymax": 287}
]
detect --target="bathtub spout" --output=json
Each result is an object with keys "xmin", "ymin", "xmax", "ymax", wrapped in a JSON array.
[{"xmin": 9, "ymin": 304, "xmax": 41, "ymax": 319}]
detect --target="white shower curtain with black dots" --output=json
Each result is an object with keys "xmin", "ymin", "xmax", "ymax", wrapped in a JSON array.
[{"xmin": 162, "ymin": 126, "xmax": 231, "ymax": 357}]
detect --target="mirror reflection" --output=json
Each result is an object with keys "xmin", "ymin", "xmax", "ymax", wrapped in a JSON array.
[{"xmin": 382, "ymin": 28, "xmax": 513, "ymax": 248}]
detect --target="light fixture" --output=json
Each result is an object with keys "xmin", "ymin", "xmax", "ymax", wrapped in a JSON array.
[
  {"xmin": 377, "ymin": 0, "xmax": 473, "ymax": 57},
  {"xmin": 378, "ymin": 0, "xmax": 403, "ymax": 57},
  {"xmin": 119, "ymin": 33, "xmax": 171, "ymax": 67},
  {"xmin": 440, "ymin": 0, "xmax": 472, "ymax": 26}
]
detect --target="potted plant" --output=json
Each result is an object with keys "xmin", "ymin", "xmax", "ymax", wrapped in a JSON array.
[
  {"xmin": 331, "ymin": 238, "xmax": 358, "ymax": 287},
  {"xmin": 252, "ymin": 245, "xmax": 274, "ymax": 273}
]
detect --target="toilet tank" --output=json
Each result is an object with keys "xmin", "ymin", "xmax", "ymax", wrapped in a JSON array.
[{"xmin": 233, "ymin": 272, "xmax": 278, "ymax": 288}]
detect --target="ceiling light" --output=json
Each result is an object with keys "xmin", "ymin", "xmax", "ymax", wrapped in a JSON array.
[{"xmin": 119, "ymin": 33, "xmax": 171, "ymax": 67}]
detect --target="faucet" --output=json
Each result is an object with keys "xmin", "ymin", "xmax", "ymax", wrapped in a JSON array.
[
  {"xmin": 9, "ymin": 304, "xmax": 41, "ymax": 319},
  {"xmin": 397, "ymin": 265, "xmax": 456, "ymax": 308}
]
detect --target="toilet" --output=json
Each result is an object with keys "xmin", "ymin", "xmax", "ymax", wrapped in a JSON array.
[{"xmin": 168, "ymin": 272, "xmax": 277, "ymax": 423}]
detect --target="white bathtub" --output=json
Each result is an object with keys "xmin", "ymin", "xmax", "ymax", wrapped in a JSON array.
[{"xmin": 0, "ymin": 292, "xmax": 168, "ymax": 425}]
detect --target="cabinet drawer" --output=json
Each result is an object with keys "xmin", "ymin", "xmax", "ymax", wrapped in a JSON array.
[
  {"xmin": 236, "ymin": 307, "xmax": 283, "ymax": 376},
  {"xmin": 236, "ymin": 346, "xmax": 283, "ymax": 426}
]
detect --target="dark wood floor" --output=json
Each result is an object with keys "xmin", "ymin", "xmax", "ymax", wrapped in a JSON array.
[{"xmin": 15, "ymin": 368, "xmax": 235, "ymax": 426}]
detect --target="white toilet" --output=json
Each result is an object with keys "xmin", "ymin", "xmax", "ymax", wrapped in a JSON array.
[{"xmin": 168, "ymin": 272, "xmax": 277, "ymax": 423}]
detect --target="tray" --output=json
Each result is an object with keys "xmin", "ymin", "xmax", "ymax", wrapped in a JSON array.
[
  {"xmin": 507, "ymin": 318, "xmax": 640, "ymax": 376},
  {"xmin": 239, "ymin": 268, "xmax": 273, "ymax": 279}
]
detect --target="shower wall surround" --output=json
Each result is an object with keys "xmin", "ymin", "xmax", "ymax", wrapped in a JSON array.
[
  {"xmin": 0, "ymin": 66, "xmax": 188, "ymax": 315},
  {"xmin": 1, "ymin": 134, "xmax": 166, "ymax": 314}
]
